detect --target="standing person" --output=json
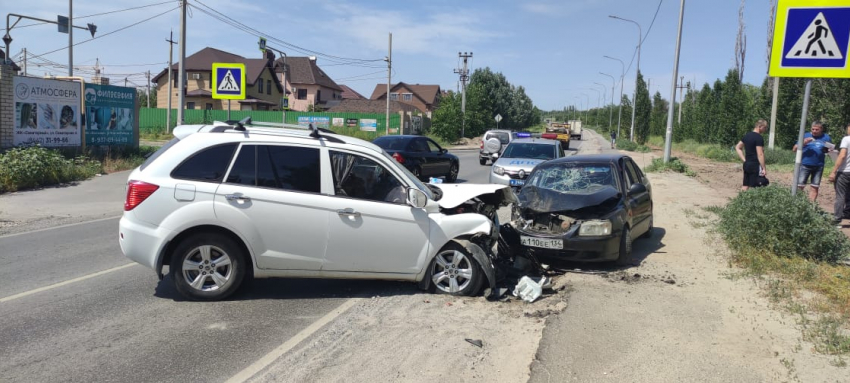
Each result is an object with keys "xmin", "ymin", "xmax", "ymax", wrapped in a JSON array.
[
  {"xmin": 792, "ymin": 121, "xmax": 832, "ymax": 201},
  {"xmin": 735, "ymin": 119, "xmax": 768, "ymax": 191},
  {"xmin": 827, "ymin": 123, "xmax": 850, "ymax": 225},
  {"xmin": 610, "ymin": 130, "xmax": 617, "ymax": 149}
]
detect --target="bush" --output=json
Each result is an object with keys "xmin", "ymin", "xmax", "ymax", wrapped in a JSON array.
[
  {"xmin": 644, "ymin": 157, "xmax": 695, "ymax": 176},
  {"xmin": 763, "ymin": 148, "xmax": 796, "ymax": 165},
  {"xmin": 718, "ymin": 186, "xmax": 850, "ymax": 263},
  {"xmin": 0, "ymin": 145, "xmax": 102, "ymax": 193},
  {"xmin": 616, "ymin": 140, "xmax": 651, "ymax": 153}
]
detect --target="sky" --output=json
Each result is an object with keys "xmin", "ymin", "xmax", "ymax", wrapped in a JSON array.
[{"xmin": 2, "ymin": 0, "xmax": 775, "ymax": 111}]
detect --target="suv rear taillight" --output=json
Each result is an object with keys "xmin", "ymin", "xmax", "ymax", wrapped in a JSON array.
[
  {"xmin": 125, "ymin": 180, "xmax": 159, "ymax": 211},
  {"xmin": 480, "ymin": 141, "xmax": 484, "ymax": 149},
  {"xmin": 392, "ymin": 152, "xmax": 405, "ymax": 164}
]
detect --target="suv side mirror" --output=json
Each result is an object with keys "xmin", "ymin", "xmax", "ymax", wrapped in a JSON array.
[
  {"xmin": 407, "ymin": 188, "xmax": 428, "ymax": 208},
  {"xmin": 628, "ymin": 183, "xmax": 647, "ymax": 196}
]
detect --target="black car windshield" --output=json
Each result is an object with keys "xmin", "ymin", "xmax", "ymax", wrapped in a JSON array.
[
  {"xmin": 373, "ymin": 136, "xmax": 413, "ymax": 150},
  {"xmin": 527, "ymin": 163, "xmax": 618, "ymax": 194},
  {"xmin": 501, "ymin": 143, "xmax": 556, "ymax": 160},
  {"xmin": 488, "ymin": 132, "xmax": 511, "ymax": 144}
]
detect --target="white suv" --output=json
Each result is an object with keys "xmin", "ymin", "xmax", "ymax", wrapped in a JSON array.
[{"xmin": 119, "ymin": 119, "xmax": 513, "ymax": 301}]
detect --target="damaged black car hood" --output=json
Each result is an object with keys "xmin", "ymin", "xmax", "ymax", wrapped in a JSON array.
[{"xmin": 517, "ymin": 185, "xmax": 621, "ymax": 214}]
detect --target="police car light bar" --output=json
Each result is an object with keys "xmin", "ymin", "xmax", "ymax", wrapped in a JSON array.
[{"xmin": 515, "ymin": 132, "xmax": 532, "ymax": 138}]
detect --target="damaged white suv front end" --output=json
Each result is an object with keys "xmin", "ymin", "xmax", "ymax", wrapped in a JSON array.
[{"xmin": 118, "ymin": 119, "xmax": 515, "ymax": 301}]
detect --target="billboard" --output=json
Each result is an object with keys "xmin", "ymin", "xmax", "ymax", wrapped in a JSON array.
[
  {"xmin": 13, "ymin": 76, "xmax": 81, "ymax": 146},
  {"xmin": 360, "ymin": 118, "xmax": 377, "ymax": 132},
  {"xmin": 84, "ymin": 84, "xmax": 136, "ymax": 146},
  {"xmin": 297, "ymin": 116, "xmax": 330, "ymax": 128}
]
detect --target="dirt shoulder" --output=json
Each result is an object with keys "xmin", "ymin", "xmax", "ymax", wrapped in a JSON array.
[{"xmin": 528, "ymin": 132, "xmax": 847, "ymax": 382}]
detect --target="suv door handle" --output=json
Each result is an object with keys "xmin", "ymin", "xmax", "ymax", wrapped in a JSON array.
[
  {"xmin": 225, "ymin": 194, "xmax": 251, "ymax": 202},
  {"xmin": 337, "ymin": 208, "xmax": 361, "ymax": 218}
]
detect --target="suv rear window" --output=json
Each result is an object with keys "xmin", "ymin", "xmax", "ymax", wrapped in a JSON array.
[
  {"xmin": 140, "ymin": 138, "xmax": 180, "ymax": 171},
  {"xmin": 171, "ymin": 143, "xmax": 238, "ymax": 182},
  {"xmin": 487, "ymin": 132, "xmax": 510, "ymax": 144}
]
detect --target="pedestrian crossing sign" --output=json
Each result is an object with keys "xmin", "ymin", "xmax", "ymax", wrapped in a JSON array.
[
  {"xmin": 212, "ymin": 63, "xmax": 246, "ymax": 100},
  {"xmin": 770, "ymin": 0, "xmax": 850, "ymax": 78}
]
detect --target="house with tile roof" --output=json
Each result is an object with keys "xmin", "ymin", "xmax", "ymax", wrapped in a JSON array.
[
  {"xmin": 152, "ymin": 47, "xmax": 284, "ymax": 111},
  {"xmin": 273, "ymin": 56, "xmax": 343, "ymax": 112},
  {"xmin": 339, "ymin": 84, "xmax": 366, "ymax": 100},
  {"xmin": 370, "ymin": 82, "xmax": 441, "ymax": 115}
]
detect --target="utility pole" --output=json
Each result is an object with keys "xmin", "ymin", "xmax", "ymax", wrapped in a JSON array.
[
  {"xmin": 146, "ymin": 70, "xmax": 151, "ymax": 108},
  {"xmin": 385, "ymin": 33, "xmax": 392, "ymax": 135},
  {"xmin": 600, "ymin": 73, "xmax": 615, "ymax": 130},
  {"xmin": 663, "ymin": 0, "xmax": 686, "ymax": 163},
  {"xmin": 454, "ymin": 52, "xmax": 472, "ymax": 138},
  {"xmin": 22, "ymin": 47, "xmax": 26, "ymax": 75},
  {"xmin": 68, "ymin": 0, "xmax": 72, "ymax": 76},
  {"xmin": 177, "ymin": 0, "xmax": 187, "ymax": 125},
  {"xmin": 166, "ymin": 30, "xmax": 176, "ymax": 133},
  {"xmin": 676, "ymin": 76, "xmax": 688, "ymax": 124}
]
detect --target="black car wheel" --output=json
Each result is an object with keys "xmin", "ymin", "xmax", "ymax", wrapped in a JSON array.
[
  {"xmin": 479, "ymin": 158, "xmax": 487, "ymax": 166},
  {"xmin": 171, "ymin": 233, "xmax": 247, "ymax": 301},
  {"xmin": 615, "ymin": 226, "xmax": 633, "ymax": 266},
  {"xmin": 446, "ymin": 163, "xmax": 459, "ymax": 183}
]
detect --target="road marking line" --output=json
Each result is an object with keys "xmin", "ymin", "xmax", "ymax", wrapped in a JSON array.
[
  {"xmin": 226, "ymin": 297, "xmax": 362, "ymax": 383},
  {"xmin": 0, "ymin": 216, "xmax": 122, "ymax": 239},
  {"xmin": 0, "ymin": 263, "xmax": 137, "ymax": 303}
]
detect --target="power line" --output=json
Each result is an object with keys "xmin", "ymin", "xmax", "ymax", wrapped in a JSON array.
[
  {"xmin": 35, "ymin": 6, "xmax": 179, "ymax": 58},
  {"xmin": 15, "ymin": 1, "xmax": 175, "ymax": 29},
  {"xmin": 190, "ymin": 0, "xmax": 384, "ymax": 66},
  {"xmin": 624, "ymin": 0, "xmax": 664, "ymax": 77}
]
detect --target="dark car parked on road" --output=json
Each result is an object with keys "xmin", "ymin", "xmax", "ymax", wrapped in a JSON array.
[
  {"xmin": 374, "ymin": 135, "xmax": 460, "ymax": 182},
  {"xmin": 505, "ymin": 153, "xmax": 653, "ymax": 266}
]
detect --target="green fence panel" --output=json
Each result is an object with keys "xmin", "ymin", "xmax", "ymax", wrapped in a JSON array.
[{"xmin": 138, "ymin": 108, "xmax": 406, "ymax": 140}]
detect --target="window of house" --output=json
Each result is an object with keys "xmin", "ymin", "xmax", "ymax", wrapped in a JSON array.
[
  {"xmin": 226, "ymin": 145, "xmax": 321, "ymax": 193},
  {"xmin": 258, "ymin": 80, "xmax": 264, "ymax": 93},
  {"xmin": 330, "ymin": 151, "xmax": 406, "ymax": 204},
  {"xmin": 267, "ymin": 80, "xmax": 272, "ymax": 95},
  {"xmin": 389, "ymin": 93, "xmax": 399, "ymax": 101},
  {"xmin": 402, "ymin": 93, "xmax": 413, "ymax": 101},
  {"xmin": 205, "ymin": 103, "xmax": 213, "ymax": 110},
  {"xmin": 172, "ymin": 75, "xmax": 177, "ymax": 88},
  {"xmin": 186, "ymin": 102, "xmax": 196, "ymax": 109},
  {"xmin": 297, "ymin": 89, "xmax": 308, "ymax": 100},
  {"xmin": 171, "ymin": 143, "xmax": 238, "ymax": 183}
]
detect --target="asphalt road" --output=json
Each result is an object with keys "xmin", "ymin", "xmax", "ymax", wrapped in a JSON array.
[{"xmin": 0, "ymin": 141, "xmax": 555, "ymax": 383}]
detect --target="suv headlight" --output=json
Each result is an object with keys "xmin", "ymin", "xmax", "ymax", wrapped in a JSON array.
[
  {"xmin": 579, "ymin": 220, "xmax": 612, "ymax": 236},
  {"xmin": 493, "ymin": 166, "xmax": 505, "ymax": 176}
]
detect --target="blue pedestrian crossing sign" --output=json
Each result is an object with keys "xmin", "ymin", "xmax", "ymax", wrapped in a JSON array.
[
  {"xmin": 211, "ymin": 63, "xmax": 246, "ymax": 100},
  {"xmin": 770, "ymin": 0, "xmax": 850, "ymax": 78}
]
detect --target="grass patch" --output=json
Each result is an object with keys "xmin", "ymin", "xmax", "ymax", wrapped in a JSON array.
[
  {"xmin": 644, "ymin": 157, "xmax": 696, "ymax": 177},
  {"xmin": 712, "ymin": 186, "xmax": 850, "ymax": 354},
  {"xmin": 0, "ymin": 145, "xmax": 156, "ymax": 194},
  {"xmin": 616, "ymin": 140, "xmax": 651, "ymax": 153}
]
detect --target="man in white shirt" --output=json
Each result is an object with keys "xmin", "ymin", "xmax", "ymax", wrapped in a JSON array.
[{"xmin": 827, "ymin": 123, "xmax": 850, "ymax": 225}]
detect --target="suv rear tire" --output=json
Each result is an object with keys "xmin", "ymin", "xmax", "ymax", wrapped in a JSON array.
[
  {"xmin": 479, "ymin": 158, "xmax": 487, "ymax": 166},
  {"xmin": 171, "ymin": 233, "xmax": 247, "ymax": 301}
]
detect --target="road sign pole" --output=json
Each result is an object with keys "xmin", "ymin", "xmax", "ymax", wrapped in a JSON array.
[
  {"xmin": 791, "ymin": 79, "xmax": 812, "ymax": 197},
  {"xmin": 228, "ymin": 99, "xmax": 231, "ymax": 121}
]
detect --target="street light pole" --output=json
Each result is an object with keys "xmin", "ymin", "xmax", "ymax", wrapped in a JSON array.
[
  {"xmin": 581, "ymin": 93, "xmax": 590, "ymax": 123},
  {"xmin": 68, "ymin": 0, "xmax": 72, "ymax": 76},
  {"xmin": 604, "ymin": 55, "xmax": 625, "ymax": 140},
  {"xmin": 610, "ymin": 15, "xmax": 642, "ymax": 142},
  {"xmin": 600, "ymin": 73, "xmax": 615, "ymax": 130},
  {"xmin": 663, "ymin": 0, "xmax": 686, "ymax": 163}
]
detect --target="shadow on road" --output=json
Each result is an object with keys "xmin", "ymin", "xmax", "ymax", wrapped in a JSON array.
[{"xmin": 153, "ymin": 272, "xmax": 422, "ymax": 302}]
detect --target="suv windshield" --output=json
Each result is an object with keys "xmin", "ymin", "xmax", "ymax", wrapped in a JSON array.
[
  {"xmin": 487, "ymin": 132, "xmax": 511, "ymax": 144},
  {"xmin": 501, "ymin": 143, "xmax": 556, "ymax": 160},
  {"xmin": 527, "ymin": 163, "xmax": 618, "ymax": 194}
]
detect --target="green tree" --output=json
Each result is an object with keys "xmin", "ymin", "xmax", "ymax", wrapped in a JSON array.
[
  {"xmin": 137, "ymin": 88, "xmax": 157, "ymax": 108},
  {"xmin": 717, "ymin": 69, "xmax": 748, "ymax": 146},
  {"xmin": 619, "ymin": 94, "xmax": 633, "ymax": 139},
  {"xmin": 634, "ymin": 72, "xmax": 651, "ymax": 144},
  {"xmin": 431, "ymin": 91, "xmax": 462, "ymax": 142},
  {"xmin": 650, "ymin": 91, "xmax": 668, "ymax": 137}
]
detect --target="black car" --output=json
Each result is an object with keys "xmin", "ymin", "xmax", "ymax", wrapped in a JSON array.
[
  {"xmin": 374, "ymin": 135, "xmax": 460, "ymax": 182},
  {"xmin": 505, "ymin": 154, "xmax": 653, "ymax": 265}
]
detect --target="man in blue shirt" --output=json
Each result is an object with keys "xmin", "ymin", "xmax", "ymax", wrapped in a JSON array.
[{"xmin": 793, "ymin": 121, "xmax": 832, "ymax": 201}]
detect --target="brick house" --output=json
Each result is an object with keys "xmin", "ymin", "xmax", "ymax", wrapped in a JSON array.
[
  {"xmin": 152, "ymin": 47, "xmax": 284, "ymax": 111},
  {"xmin": 273, "ymin": 56, "xmax": 343, "ymax": 112},
  {"xmin": 370, "ymin": 82, "xmax": 441, "ymax": 116}
]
